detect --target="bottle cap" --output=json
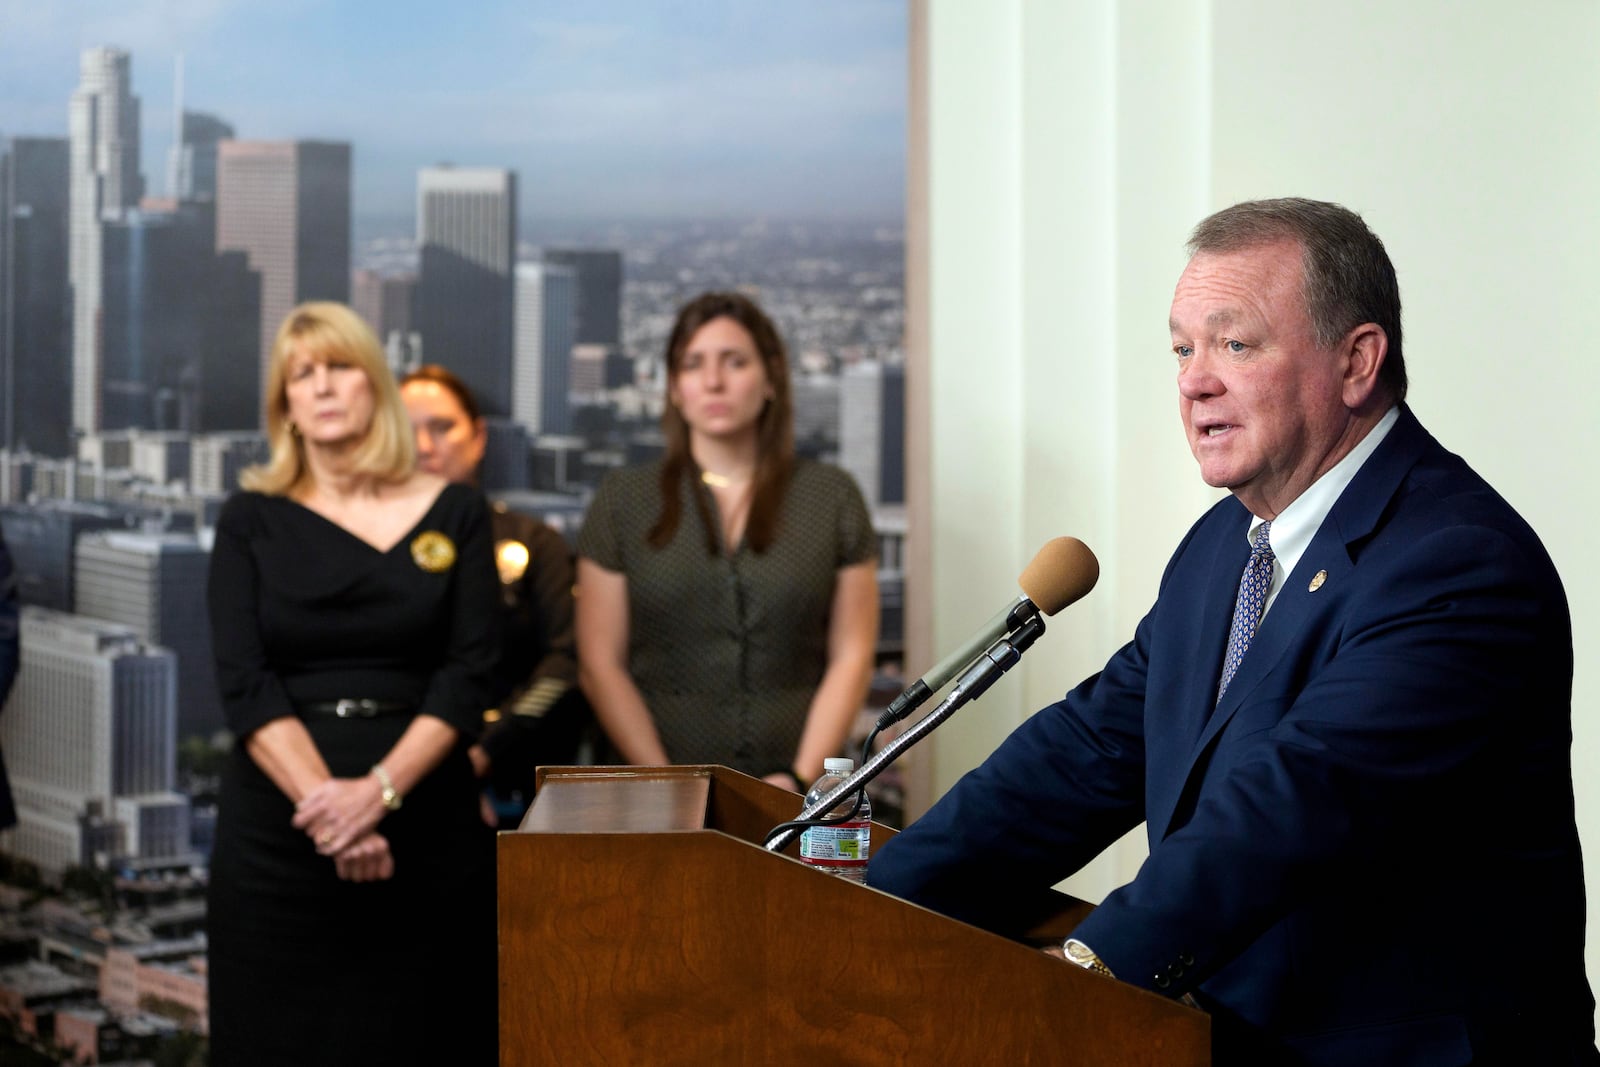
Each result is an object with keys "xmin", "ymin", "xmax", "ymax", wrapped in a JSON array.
[{"xmin": 823, "ymin": 757, "xmax": 854, "ymax": 774}]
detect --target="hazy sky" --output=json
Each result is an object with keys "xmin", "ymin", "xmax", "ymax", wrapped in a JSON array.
[{"xmin": 0, "ymin": 0, "xmax": 906, "ymax": 222}]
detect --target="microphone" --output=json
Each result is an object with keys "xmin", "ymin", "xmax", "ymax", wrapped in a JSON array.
[
  {"xmin": 876, "ymin": 537, "xmax": 1099, "ymax": 729},
  {"xmin": 764, "ymin": 537, "xmax": 1100, "ymax": 856}
]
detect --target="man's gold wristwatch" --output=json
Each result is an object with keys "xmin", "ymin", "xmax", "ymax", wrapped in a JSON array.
[
  {"xmin": 1062, "ymin": 938, "xmax": 1115, "ymax": 978},
  {"xmin": 372, "ymin": 764, "xmax": 402, "ymax": 812}
]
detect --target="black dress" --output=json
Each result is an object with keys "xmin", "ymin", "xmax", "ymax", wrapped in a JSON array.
[{"xmin": 206, "ymin": 484, "xmax": 500, "ymax": 1066}]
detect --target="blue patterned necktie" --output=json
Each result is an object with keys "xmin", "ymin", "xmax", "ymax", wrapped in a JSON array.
[{"xmin": 1218, "ymin": 521, "xmax": 1274, "ymax": 702}]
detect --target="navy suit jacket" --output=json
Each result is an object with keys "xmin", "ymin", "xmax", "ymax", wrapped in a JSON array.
[{"xmin": 869, "ymin": 408, "xmax": 1596, "ymax": 1065}]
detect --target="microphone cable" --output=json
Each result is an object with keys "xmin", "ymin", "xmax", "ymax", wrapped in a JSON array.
[{"xmin": 758, "ymin": 725, "xmax": 882, "ymax": 850}]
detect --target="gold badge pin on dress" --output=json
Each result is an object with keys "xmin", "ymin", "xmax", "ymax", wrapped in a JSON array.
[
  {"xmin": 495, "ymin": 539, "xmax": 530, "ymax": 584},
  {"xmin": 1308, "ymin": 569, "xmax": 1328, "ymax": 592},
  {"xmin": 411, "ymin": 531, "xmax": 457, "ymax": 573}
]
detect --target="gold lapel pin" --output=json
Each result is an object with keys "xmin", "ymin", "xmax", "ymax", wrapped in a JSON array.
[
  {"xmin": 411, "ymin": 530, "xmax": 457, "ymax": 573},
  {"xmin": 1308, "ymin": 570, "xmax": 1327, "ymax": 592}
]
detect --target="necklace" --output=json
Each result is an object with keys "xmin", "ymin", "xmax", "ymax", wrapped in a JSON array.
[{"xmin": 700, "ymin": 469, "xmax": 751, "ymax": 490}]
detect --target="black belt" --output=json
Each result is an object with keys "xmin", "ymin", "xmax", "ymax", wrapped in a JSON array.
[{"xmin": 298, "ymin": 699, "xmax": 412, "ymax": 719}]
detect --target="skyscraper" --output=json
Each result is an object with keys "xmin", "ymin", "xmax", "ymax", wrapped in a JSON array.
[
  {"xmin": 0, "ymin": 500, "xmax": 125, "ymax": 611},
  {"xmin": 541, "ymin": 248, "xmax": 622, "ymax": 346},
  {"xmin": 73, "ymin": 530, "xmax": 220, "ymax": 741},
  {"xmin": 1, "ymin": 136, "xmax": 72, "ymax": 456},
  {"xmin": 215, "ymin": 140, "xmax": 351, "ymax": 412},
  {"xmin": 415, "ymin": 166, "xmax": 517, "ymax": 417},
  {"xmin": 0, "ymin": 608, "xmax": 178, "ymax": 876},
  {"xmin": 839, "ymin": 360, "xmax": 905, "ymax": 506},
  {"xmin": 100, "ymin": 204, "xmax": 213, "ymax": 431},
  {"xmin": 351, "ymin": 268, "xmax": 416, "ymax": 343},
  {"xmin": 68, "ymin": 46, "xmax": 144, "ymax": 436},
  {"xmin": 167, "ymin": 111, "xmax": 235, "ymax": 203},
  {"xmin": 513, "ymin": 261, "xmax": 576, "ymax": 436}
]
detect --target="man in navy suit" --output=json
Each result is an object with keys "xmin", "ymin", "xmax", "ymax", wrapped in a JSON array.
[{"xmin": 868, "ymin": 199, "xmax": 1597, "ymax": 1064}]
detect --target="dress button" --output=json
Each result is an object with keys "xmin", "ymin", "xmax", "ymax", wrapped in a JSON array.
[
  {"xmin": 1154, "ymin": 973, "xmax": 1171, "ymax": 989},
  {"xmin": 1179, "ymin": 953, "xmax": 1195, "ymax": 966},
  {"xmin": 1171, "ymin": 964, "xmax": 1185, "ymax": 979}
]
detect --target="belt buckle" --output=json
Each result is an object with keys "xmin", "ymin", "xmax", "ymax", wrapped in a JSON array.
[{"xmin": 334, "ymin": 698, "xmax": 371, "ymax": 719}]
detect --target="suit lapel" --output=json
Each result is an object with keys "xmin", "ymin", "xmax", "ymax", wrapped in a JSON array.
[
  {"xmin": 1155, "ymin": 406, "xmax": 1434, "ymax": 840},
  {"xmin": 1144, "ymin": 510, "xmax": 1252, "ymax": 839}
]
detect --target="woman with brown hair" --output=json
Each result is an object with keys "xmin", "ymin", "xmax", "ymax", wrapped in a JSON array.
[
  {"xmin": 575, "ymin": 290, "xmax": 878, "ymax": 791},
  {"xmin": 206, "ymin": 302, "xmax": 498, "ymax": 1064}
]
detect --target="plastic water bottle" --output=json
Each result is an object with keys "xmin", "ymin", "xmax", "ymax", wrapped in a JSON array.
[{"xmin": 798, "ymin": 757, "xmax": 872, "ymax": 884}]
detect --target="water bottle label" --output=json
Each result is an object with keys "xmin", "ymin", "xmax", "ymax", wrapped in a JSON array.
[{"xmin": 799, "ymin": 822, "xmax": 871, "ymax": 866}]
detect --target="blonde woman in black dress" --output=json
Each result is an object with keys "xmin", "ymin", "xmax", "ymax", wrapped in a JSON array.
[
  {"xmin": 576, "ymin": 291, "xmax": 879, "ymax": 790},
  {"xmin": 206, "ymin": 302, "xmax": 499, "ymax": 1064}
]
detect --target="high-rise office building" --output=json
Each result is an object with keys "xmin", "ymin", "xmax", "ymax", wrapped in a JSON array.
[
  {"xmin": 0, "ymin": 136, "xmax": 72, "ymax": 456},
  {"xmin": 839, "ymin": 360, "xmax": 905, "ymax": 506},
  {"xmin": 0, "ymin": 500, "xmax": 127, "ymax": 611},
  {"xmin": 69, "ymin": 46, "xmax": 144, "ymax": 436},
  {"xmin": 167, "ymin": 112, "xmax": 234, "ymax": 203},
  {"xmin": 74, "ymin": 530, "xmax": 219, "ymax": 740},
  {"xmin": 351, "ymin": 268, "xmax": 416, "ymax": 343},
  {"xmin": 513, "ymin": 261, "xmax": 576, "ymax": 436},
  {"xmin": 568, "ymin": 343, "xmax": 633, "ymax": 398},
  {"xmin": 481, "ymin": 419, "xmax": 530, "ymax": 492},
  {"xmin": 204, "ymin": 248, "xmax": 263, "ymax": 431},
  {"xmin": 0, "ymin": 608, "xmax": 178, "ymax": 876},
  {"xmin": 100, "ymin": 204, "xmax": 213, "ymax": 431},
  {"xmin": 792, "ymin": 372, "xmax": 841, "ymax": 457},
  {"xmin": 415, "ymin": 166, "xmax": 516, "ymax": 416},
  {"xmin": 541, "ymin": 249, "xmax": 622, "ymax": 346},
  {"xmin": 215, "ymin": 140, "xmax": 351, "ymax": 413}
]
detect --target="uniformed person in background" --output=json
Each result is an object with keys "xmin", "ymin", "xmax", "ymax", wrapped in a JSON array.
[{"xmin": 401, "ymin": 364, "xmax": 591, "ymax": 827}]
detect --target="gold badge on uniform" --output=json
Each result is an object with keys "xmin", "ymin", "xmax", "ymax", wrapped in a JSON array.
[
  {"xmin": 1308, "ymin": 569, "xmax": 1328, "ymax": 592},
  {"xmin": 411, "ymin": 531, "xmax": 457, "ymax": 573},
  {"xmin": 496, "ymin": 539, "xmax": 530, "ymax": 584}
]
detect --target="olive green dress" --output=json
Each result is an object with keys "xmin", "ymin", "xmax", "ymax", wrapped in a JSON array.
[{"xmin": 577, "ymin": 459, "xmax": 875, "ymax": 778}]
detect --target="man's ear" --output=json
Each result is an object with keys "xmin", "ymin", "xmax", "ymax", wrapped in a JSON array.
[{"xmin": 1342, "ymin": 323, "xmax": 1388, "ymax": 409}]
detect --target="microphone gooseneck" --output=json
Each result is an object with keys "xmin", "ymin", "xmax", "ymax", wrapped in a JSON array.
[
  {"xmin": 764, "ymin": 537, "xmax": 1100, "ymax": 856},
  {"xmin": 875, "ymin": 538, "xmax": 1100, "ymax": 730}
]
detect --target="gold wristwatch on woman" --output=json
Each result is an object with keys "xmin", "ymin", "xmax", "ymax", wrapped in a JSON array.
[{"xmin": 371, "ymin": 764, "xmax": 402, "ymax": 811}]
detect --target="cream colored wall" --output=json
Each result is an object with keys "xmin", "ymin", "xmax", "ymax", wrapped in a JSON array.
[{"xmin": 911, "ymin": 0, "xmax": 1600, "ymax": 988}]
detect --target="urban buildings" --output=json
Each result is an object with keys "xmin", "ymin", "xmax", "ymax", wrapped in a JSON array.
[
  {"xmin": 839, "ymin": 359, "xmax": 905, "ymax": 507},
  {"xmin": 0, "ymin": 501, "xmax": 128, "ymax": 612},
  {"xmin": 215, "ymin": 139, "xmax": 351, "ymax": 413},
  {"xmin": 1, "ymin": 38, "xmax": 905, "ymax": 1062},
  {"xmin": 513, "ymin": 260, "xmax": 576, "ymax": 436},
  {"xmin": 351, "ymin": 267, "xmax": 416, "ymax": 352},
  {"xmin": 0, "ymin": 136, "xmax": 71, "ymax": 456},
  {"xmin": 99, "ymin": 202, "xmax": 214, "ymax": 431},
  {"xmin": 68, "ymin": 47, "xmax": 143, "ymax": 436},
  {"xmin": 73, "ymin": 531, "xmax": 220, "ymax": 740},
  {"xmin": 0, "ymin": 609, "xmax": 182, "ymax": 877},
  {"xmin": 415, "ymin": 166, "xmax": 517, "ymax": 416},
  {"xmin": 166, "ymin": 112, "xmax": 233, "ymax": 204},
  {"xmin": 542, "ymin": 248, "xmax": 622, "ymax": 345}
]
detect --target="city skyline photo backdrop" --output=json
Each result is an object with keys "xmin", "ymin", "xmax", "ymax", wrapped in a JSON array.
[{"xmin": 0, "ymin": 2, "xmax": 907, "ymax": 1061}]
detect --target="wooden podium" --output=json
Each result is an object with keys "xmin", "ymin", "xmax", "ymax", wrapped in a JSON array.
[{"xmin": 498, "ymin": 765, "xmax": 1209, "ymax": 1065}]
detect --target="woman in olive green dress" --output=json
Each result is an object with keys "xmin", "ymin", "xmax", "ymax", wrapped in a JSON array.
[{"xmin": 575, "ymin": 291, "xmax": 878, "ymax": 791}]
